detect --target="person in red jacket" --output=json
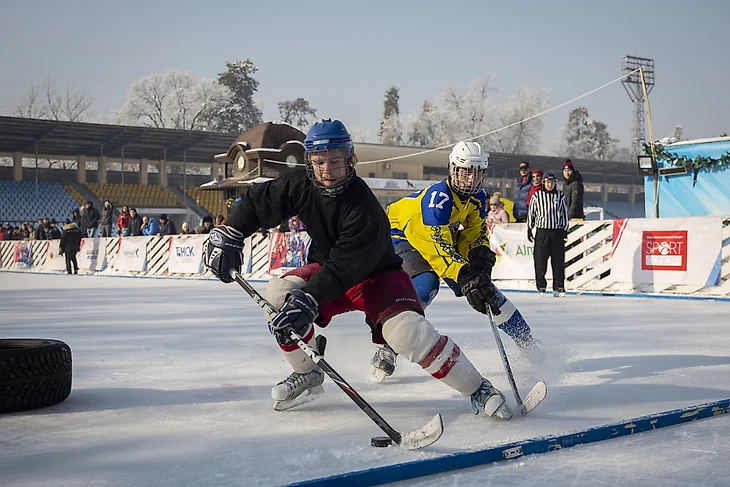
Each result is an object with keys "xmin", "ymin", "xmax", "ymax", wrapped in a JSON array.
[
  {"xmin": 117, "ymin": 206, "xmax": 131, "ymax": 236},
  {"xmin": 527, "ymin": 169, "xmax": 543, "ymax": 207}
]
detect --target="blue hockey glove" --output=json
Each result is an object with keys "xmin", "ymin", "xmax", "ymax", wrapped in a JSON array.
[
  {"xmin": 269, "ymin": 289, "xmax": 319, "ymax": 344},
  {"xmin": 458, "ymin": 265, "xmax": 501, "ymax": 316},
  {"xmin": 204, "ymin": 225, "xmax": 244, "ymax": 283}
]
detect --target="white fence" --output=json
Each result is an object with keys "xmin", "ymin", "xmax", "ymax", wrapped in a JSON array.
[{"xmin": 2, "ymin": 216, "xmax": 729, "ymax": 298}]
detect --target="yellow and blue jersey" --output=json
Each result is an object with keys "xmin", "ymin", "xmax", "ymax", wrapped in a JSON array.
[{"xmin": 389, "ymin": 179, "xmax": 490, "ymax": 282}]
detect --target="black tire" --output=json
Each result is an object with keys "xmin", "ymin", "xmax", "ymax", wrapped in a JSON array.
[{"xmin": 0, "ymin": 339, "xmax": 72, "ymax": 413}]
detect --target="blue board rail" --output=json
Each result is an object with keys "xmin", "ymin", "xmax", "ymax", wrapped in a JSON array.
[{"xmin": 287, "ymin": 397, "xmax": 730, "ymax": 487}]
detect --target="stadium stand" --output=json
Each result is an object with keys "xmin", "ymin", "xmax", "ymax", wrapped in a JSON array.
[
  {"xmin": 0, "ymin": 180, "xmax": 81, "ymax": 223},
  {"xmin": 63, "ymin": 184, "xmax": 86, "ymax": 206},
  {"xmin": 185, "ymin": 186, "xmax": 226, "ymax": 218},
  {"xmin": 85, "ymin": 183, "xmax": 184, "ymax": 208}
]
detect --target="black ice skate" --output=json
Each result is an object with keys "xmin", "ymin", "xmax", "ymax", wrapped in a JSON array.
[
  {"xmin": 368, "ymin": 344, "xmax": 397, "ymax": 383},
  {"xmin": 271, "ymin": 369, "xmax": 324, "ymax": 411}
]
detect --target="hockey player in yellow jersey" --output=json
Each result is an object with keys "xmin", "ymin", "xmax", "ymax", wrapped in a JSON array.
[{"xmin": 369, "ymin": 141, "xmax": 542, "ymax": 382}]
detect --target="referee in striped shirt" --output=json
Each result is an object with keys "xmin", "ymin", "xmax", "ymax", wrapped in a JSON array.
[{"xmin": 527, "ymin": 172, "xmax": 569, "ymax": 296}]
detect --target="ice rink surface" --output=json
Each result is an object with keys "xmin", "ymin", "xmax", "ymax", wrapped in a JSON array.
[{"xmin": 1, "ymin": 273, "xmax": 730, "ymax": 486}]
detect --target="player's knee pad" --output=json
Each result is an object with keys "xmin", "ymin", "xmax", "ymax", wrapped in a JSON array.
[
  {"xmin": 264, "ymin": 275, "xmax": 306, "ymax": 320},
  {"xmin": 411, "ymin": 271, "xmax": 440, "ymax": 308},
  {"xmin": 381, "ymin": 310, "xmax": 440, "ymax": 364}
]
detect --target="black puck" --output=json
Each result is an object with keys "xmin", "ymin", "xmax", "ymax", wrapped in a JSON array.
[{"xmin": 371, "ymin": 436, "xmax": 393, "ymax": 448}]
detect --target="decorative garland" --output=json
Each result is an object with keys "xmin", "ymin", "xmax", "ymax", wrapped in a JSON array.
[{"xmin": 644, "ymin": 142, "xmax": 730, "ymax": 172}]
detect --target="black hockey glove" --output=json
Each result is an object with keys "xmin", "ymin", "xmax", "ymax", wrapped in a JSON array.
[
  {"xmin": 467, "ymin": 246, "xmax": 497, "ymax": 276},
  {"xmin": 562, "ymin": 230, "xmax": 569, "ymax": 243},
  {"xmin": 269, "ymin": 289, "xmax": 319, "ymax": 344},
  {"xmin": 204, "ymin": 225, "xmax": 244, "ymax": 283},
  {"xmin": 458, "ymin": 265, "xmax": 501, "ymax": 316},
  {"xmin": 527, "ymin": 227, "xmax": 534, "ymax": 243}
]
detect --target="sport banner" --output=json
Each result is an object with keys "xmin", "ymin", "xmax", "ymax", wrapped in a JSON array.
[
  {"xmin": 167, "ymin": 235, "xmax": 205, "ymax": 274},
  {"xmin": 489, "ymin": 223, "xmax": 540, "ymax": 280},
  {"xmin": 12, "ymin": 241, "xmax": 33, "ymax": 269},
  {"xmin": 267, "ymin": 231, "xmax": 312, "ymax": 276},
  {"xmin": 115, "ymin": 237, "xmax": 147, "ymax": 272},
  {"xmin": 79, "ymin": 238, "xmax": 106, "ymax": 271},
  {"xmin": 611, "ymin": 216, "xmax": 722, "ymax": 286},
  {"xmin": 44, "ymin": 241, "xmax": 66, "ymax": 271}
]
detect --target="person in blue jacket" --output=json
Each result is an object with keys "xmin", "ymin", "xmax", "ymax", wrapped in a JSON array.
[
  {"xmin": 141, "ymin": 215, "xmax": 162, "ymax": 236},
  {"xmin": 513, "ymin": 161, "xmax": 533, "ymax": 223}
]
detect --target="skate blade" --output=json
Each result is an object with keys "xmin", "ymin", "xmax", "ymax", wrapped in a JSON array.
[
  {"xmin": 273, "ymin": 385, "xmax": 324, "ymax": 411},
  {"xmin": 367, "ymin": 366, "xmax": 388, "ymax": 383},
  {"xmin": 398, "ymin": 414, "xmax": 444, "ymax": 450},
  {"xmin": 484, "ymin": 395, "xmax": 513, "ymax": 420}
]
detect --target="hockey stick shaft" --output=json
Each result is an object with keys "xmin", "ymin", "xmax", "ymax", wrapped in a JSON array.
[
  {"xmin": 230, "ymin": 270, "xmax": 403, "ymax": 444},
  {"xmin": 487, "ymin": 308, "xmax": 525, "ymax": 408}
]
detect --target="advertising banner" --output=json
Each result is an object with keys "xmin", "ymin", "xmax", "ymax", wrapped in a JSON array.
[
  {"xmin": 489, "ymin": 223, "xmax": 541, "ymax": 280},
  {"xmin": 167, "ymin": 235, "xmax": 205, "ymax": 274},
  {"xmin": 44, "ymin": 241, "xmax": 66, "ymax": 271},
  {"xmin": 267, "ymin": 231, "xmax": 312, "ymax": 276},
  {"xmin": 79, "ymin": 238, "xmax": 106, "ymax": 271},
  {"xmin": 12, "ymin": 241, "xmax": 33, "ymax": 268},
  {"xmin": 611, "ymin": 217, "xmax": 722, "ymax": 286},
  {"xmin": 115, "ymin": 237, "xmax": 147, "ymax": 272}
]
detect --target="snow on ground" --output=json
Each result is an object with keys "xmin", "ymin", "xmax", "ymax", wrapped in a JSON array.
[{"xmin": 1, "ymin": 273, "xmax": 730, "ymax": 486}]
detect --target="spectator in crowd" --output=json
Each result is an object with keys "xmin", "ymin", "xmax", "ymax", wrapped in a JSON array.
[
  {"xmin": 513, "ymin": 161, "xmax": 532, "ymax": 223},
  {"xmin": 117, "ymin": 205, "xmax": 131, "ymax": 236},
  {"xmin": 287, "ymin": 215, "xmax": 306, "ymax": 233},
  {"xmin": 128, "ymin": 208, "xmax": 143, "ymax": 236},
  {"xmin": 201, "ymin": 216, "xmax": 214, "ymax": 234},
  {"xmin": 0, "ymin": 224, "xmax": 6, "ymax": 241},
  {"xmin": 100, "ymin": 201, "xmax": 114, "ymax": 237},
  {"xmin": 527, "ymin": 173, "xmax": 569, "ymax": 297},
  {"xmin": 21, "ymin": 222, "xmax": 32, "ymax": 239},
  {"xmin": 34, "ymin": 218, "xmax": 47, "ymax": 240},
  {"xmin": 158, "ymin": 214, "xmax": 177, "ymax": 235},
  {"xmin": 527, "ymin": 169, "xmax": 543, "ymax": 207},
  {"xmin": 59, "ymin": 220, "xmax": 83, "ymax": 275},
  {"xmin": 215, "ymin": 215, "xmax": 225, "ymax": 226},
  {"xmin": 180, "ymin": 222, "xmax": 193, "ymax": 235},
  {"xmin": 47, "ymin": 219, "xmax": 62, "ymax": 239},
  {"xmin": 195, "ymin": 224, "xmax": 206, "ymax": 234},
  {"xmin": 562, "ymin": 159, "xmax": 585, "ymax": 220},
  {"xmin": 85, "ymin": 201, "xmax": 101, "ymax": 237},
  {"xmin": 141, "ymin": 215, "xmax": 162, "ymax": 236},
  {"xmin": 487, "ymin": 192, "xmax": 510, "ymax": 224}
]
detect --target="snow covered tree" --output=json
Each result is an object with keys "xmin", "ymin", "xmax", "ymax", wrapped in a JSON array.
[
  {"xmin": 113, "ymin": 69, "xmax": 232, "ymax": 131},
  {"xmin": 214, "ymin": 59, "xmax": 264, "ymax": 133},
  {"xmin": 406, "ymin": 101, "xmax": 441, "ymax": 147},
  {"xmin": 13, "ymin": 76, "xmax": 94, "ymax": 122},
  {"xmin": 278, "ymin": 98, "xmax": 317, "ymax": 130},
  {"xmin": 490, "ymin": 87, "xmax": 550, "ymax": 154},
  {"xmin": 562, "ymin": 106, "xmax": 618, "ymax": 160},
  {"xmin": 378, "ymin": 86, "xmax": 403, "ymax": 145}
]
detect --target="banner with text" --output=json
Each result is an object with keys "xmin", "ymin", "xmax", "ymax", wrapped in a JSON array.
[
  {"xmin": 611, "ymin": 216, "xmax": 722, "ymax": 286},
  {"xmin": 267, "ymin": 231, "xmax": 312, "ymax": 276},
  {"xmin": 79, "ymin": 238, "xmax": 107, "ymax": 271},
  {"xmin": 115, "ymin": 237, "xmax": 148, "ymax": 272},
  {"xmin": 12, "ymin": 241, "xmax": 34, "ymax": 269},
  {"xmin": 167, "ymin": 235, "xmax": 205, "ymax": 274},
  {"xmin": 488, "ymin": 223, "xmax": 542, "ymax": 280},
  {"xmin": 44, "ymin": 241, "xmax": 66, "ymax": 271}
]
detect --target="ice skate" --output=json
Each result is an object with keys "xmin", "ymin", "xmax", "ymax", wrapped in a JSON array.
[
  {"xmin": 538, "ymin": 287, "xmax": 546, "ymax": 298},
  {"xmin": 553, "ymin": 287, "xmax": 566, "ymax": 298},
  {"xmin": 271, "ymin": 369, "xmax": 324, "ymax": 411},
  {"xmin": 367, "ymin": 344, "xmax": 397, "ymax": 383},
  {"xmin": 470, "ymin": 378, "xmax": 513, "ymax": 419}
]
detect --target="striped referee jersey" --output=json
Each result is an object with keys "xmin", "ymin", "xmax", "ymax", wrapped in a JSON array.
[{"xmin": 527, "ymin": 189, "xmax": 569, "ymax": 231}]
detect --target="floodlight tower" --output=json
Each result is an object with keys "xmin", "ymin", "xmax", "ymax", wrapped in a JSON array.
[{"xmin": 621, "ymin": 56, "xmax": 655, "ymax": 160}]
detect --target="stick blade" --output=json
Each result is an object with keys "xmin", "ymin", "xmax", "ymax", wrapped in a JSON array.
[
  {"xmin": 398, "ymin": 414, "xmax": 444, "ymax": 450},
  {"xmin": 522, "ymin": 381, "xmax": 548, "ymax": 415}
]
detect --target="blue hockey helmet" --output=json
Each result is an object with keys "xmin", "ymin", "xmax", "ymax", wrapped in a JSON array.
[{"xmin": 304, "ymin": 119, "xmax": 355, "ymax": 196}]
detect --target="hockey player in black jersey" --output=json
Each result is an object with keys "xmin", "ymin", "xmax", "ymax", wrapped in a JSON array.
[{"xmin": 204, "ymin": 119, "xmax": 512, "ymax": 419}]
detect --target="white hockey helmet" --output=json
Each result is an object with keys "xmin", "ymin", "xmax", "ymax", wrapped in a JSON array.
[{"xmin": 448, "ymin": 141, "xmax": 489, "ymax": 197}]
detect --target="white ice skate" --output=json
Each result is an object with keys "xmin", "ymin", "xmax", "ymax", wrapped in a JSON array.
[
  {"xmin": 271, "ymin": 369, "xmax": 324, "ymax": 411},
  {"xmin": 553, "ymin": 288, "xmax": 566, "ymax": 298},
  {"xmin": 367, "ymin": 344, "xmax": 397, "ymax": 383},
  {"xmin": 470, "ymin": 378, "xmax": 513, "ymax": 420}
]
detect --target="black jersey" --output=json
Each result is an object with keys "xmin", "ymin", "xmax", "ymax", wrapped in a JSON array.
[{"xmin": 225, "ymin": 170, "xmax": 403, "ymax": 304}]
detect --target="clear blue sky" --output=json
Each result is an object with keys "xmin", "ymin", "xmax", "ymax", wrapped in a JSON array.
[{"xmin": 1, "ymin": 0, "xmax": 727, "ymax": 154}]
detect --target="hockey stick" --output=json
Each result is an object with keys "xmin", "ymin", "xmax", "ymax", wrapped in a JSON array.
[
  {"xmin": 486, "ymin": 307, "xmax": 547, "ymax": 416},
  {"xmin": 229, "ymin": 270, "xmax": 443, "ymax": 450}
]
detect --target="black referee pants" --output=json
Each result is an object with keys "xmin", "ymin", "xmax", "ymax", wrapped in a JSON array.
[{"xmin": 533, "ymin": 229, "xmax": 565, "ymax": 291}]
